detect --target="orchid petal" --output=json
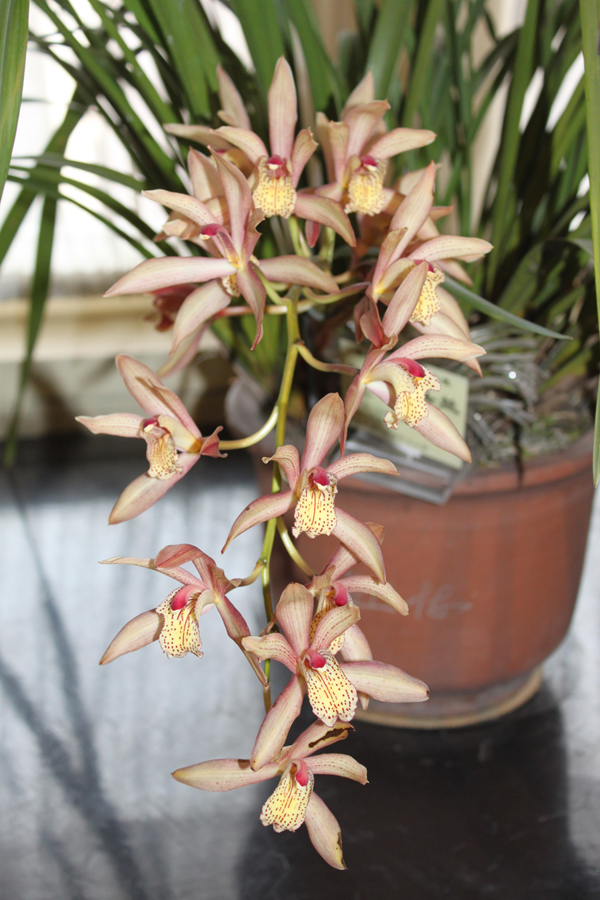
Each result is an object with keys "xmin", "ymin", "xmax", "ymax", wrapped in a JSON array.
[
  {"xmin": 99, "ymin": 610, "xmax": 161, "ymax": 664},
  {"xmin": 275, "ymin": 582, "xmax": 314, "ymax": 656},
  {"xmin": 331, "ymin": 509, "xmax": 385, "ymax": 582},
  {"xmin": 345, "ymin": 101, "xmax": 390, "ymax": 157},
  {"xmin": 154, "ymin": 543, "xmax": 205, "ymax": 569},
  {"xmin": 218, "ymin": 597, "xmax": 268, "ymax": 686},
  {"xmin": 222, "ymin": 490, "xmax": 295, "ymax": 551},
  {"xmin": 368, "ymin": 127, "xmax": 436, "ymax": 159},
  {"xmin": 158, "ymin": 325, "xmax": 207, "ymax": 377},
  {"xmin": 374, "ymin": 257, "xmax": 414, "ymax": 297},
  {"xmin": 390, "ymin": 334, "xmax": 485, "ymax": 363},
  {"xmin": 210, "ymin": 151, "xmax": 252, "ymax": 252},
  {"xmin": 338, "ymin": 623, "xmax": 373, "ymax": 662},
  {"xmin": 307, "ymin": 753, "xmax": 367, "ymax": 784},
  {"xmin": 212, "ymin": 126, "xmax": 267, "ymax": 164},
  {"xmin": 415, "ymin": 402, "xmax": 472, "ymax": 462},
  {"xmin": 171, "ymin": 281, "xmax": 231, "ymax": 353},
  {"xmin": 172, "ymin": 757, "xmax": 278, "ymax": 791},
  {"xmin": 100, "ymin": 555, "xmax": 199, "ymax": 587},
  {"xmin": 341, "ymin": 575, "xmax": 408, "ymax": 615},
  {"xmin": 304, "ymin": 793, "xmax": 346, "ymax": 870},
  {"xmin": 115, "ymin": 356, "xmax": 200, "ymax": 434},
  {"xmin": 241, "ymin": 634, "xmax": 297, "ymax": 673},
  {"xmin": 301, "ymin": 393, "xmax": 344, "ymax": 472},
  {"xmin": 322, "ymin": 522, "xmax": 384, "ymax": 580},
  {"xmin": 143, "ymin": 189, "xmax": 219, "ymax": 230},
  {"xmin": 251, "ymin": 675, "xmax": 305, "ymax": 770},
  {"xmin": 341, "ymin": 71, "xmax": 374, "ymax": 117},
  {"xmin": 164, "ymin": 123, "xmax": 232, "ymax": 152},
  {"xmin": 104, "ymin": 256, "xmax": 235, "ymax": 297},
  {"xmin": 342, "ymin": 378, "xmax": 366, "ymax": 453},
  {"xmin": 327, "ymin": 121, "xmax": 350, "ymax": 182},
  {"xmin": 381, "ymin": 261, "xmax": 428, "ymax": 337},
  {"xmin": 108, "ymin": 453, "xmax": 198, "ymax": 524},
  {"xmin": 262, "ymin": 445, "xmax": 300, "ymax": 491},
  {"xmin": 216, "ymin": 64, "xmax": 251, "ymax": 130},
  {"xmin": 370, "ymin": 229, "xmax": 407, "ymax": 289},
  {"xmin": 236, "ymin": 264, "xmax": 266, "ymax": 349},
  {"xmin": 287, "ymin": 721, "xmax": 353, "ymax": 759},
  {"xmin": 268, "ymin": 57, "xmax": 297, "ymax": 161},
  {"xmin": 75, "ymin": 413, "xmax": 141, "ymax": 439},
  {"xmin": 409, "ymin": 235, "xmax": 493, "ymax": 262},
  {"xmin": 341, "ymin": 660, "xmax": 429, "ymax": 702},
  {"xmin": 290, "ymin": 128, "xmax": 317, "ymax": 187},
  {"xmin": 258, "ymin": 255, "xmax": 337, "ymax": 294},
  {"xmin": 389, "ymin": 161, "xmax": 436, "ymax": 246},
  {"xmin": 326, "ymin": 452, "xmax": 398, "ymax": 482},
  {"xmin": 311, "ymin": 604, "xmax": 361, "ymax": 651},
  {"xmin": 293, "ymin": 193, "xmax": 355, "ymax": 246},
  {"xmin": 188, "ymin": 149, "xmax": 222, "ymax": 201}
]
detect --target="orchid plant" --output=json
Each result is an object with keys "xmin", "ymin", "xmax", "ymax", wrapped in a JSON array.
[{"xmin": 77, "ymin": 59, "xmax": 491, "ymax": 869}]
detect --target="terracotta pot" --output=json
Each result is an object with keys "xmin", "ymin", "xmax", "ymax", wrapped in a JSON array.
[{"xmin": 226, "ymin": 381, "xmax": 595, "ymax": 727}]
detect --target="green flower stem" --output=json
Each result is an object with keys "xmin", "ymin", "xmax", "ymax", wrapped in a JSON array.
[
  {"xmin": 218, "ymin": 404, "xmax": 279, "ymax": 451},
  {"xmin": 259, "ymin": 295, "xmax": 301, "ymax": 709},
  {"xmin": 288, "ymin": 215, "xmax": 311, "ymax": 258},
  {"xmin": 276, "ymin": 517, "xmax": 315, "ymax": 577}
]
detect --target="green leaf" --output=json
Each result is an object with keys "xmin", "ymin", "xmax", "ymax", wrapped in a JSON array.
[
  {"xmin": 486, "ymin": 0, "xmax": 540, "ymax": 289},
  {"xmin": 4, "ymin": 195, "xmax": 57, "ymax": 466},
  {"xmin": 144, "ymin": 0, "xmax": 220, "ymax": 118},
  {"xmin": 0, "ymin": 0, "xmax": 29, "ymax": 203},
  {"xmin": 279, "ymin": 0, "xmax": 343, "ymax": 111},
  {"xmin": 579, "ymin": 0, "xmax": 600, "ymax": 484},
  {"xmin": 444, "ymin": 275, "xmax": 571, "ymax": 340},
  {"xmin": 402, "ymin": 0, "xmax": 445, "ymax": 128},
  {"xmin": 229, "ymin": 0, "xmax": 285, "ymax": 97},
  {"xmin": 366, "ymin": 0, "xmax": 412, "ymax": 100},
  {"xmin": 14, "ymin": 154, "xmax": 145, "ymax": 191}
]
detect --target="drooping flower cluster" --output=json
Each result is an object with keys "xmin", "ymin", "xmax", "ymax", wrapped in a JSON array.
[{"xmin": 79, "ymin": 57, "xmax": 491, "ymax": 868}]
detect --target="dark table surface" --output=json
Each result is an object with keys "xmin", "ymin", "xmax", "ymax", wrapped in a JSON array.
[{"xmin": 1, "ymin": 436, "xmax": 599, "ymax": 900}]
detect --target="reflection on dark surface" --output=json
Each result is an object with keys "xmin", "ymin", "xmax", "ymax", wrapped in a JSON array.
[{"xmin": 1, "ymin": 436, "xmax": 599, "ymax": 900}]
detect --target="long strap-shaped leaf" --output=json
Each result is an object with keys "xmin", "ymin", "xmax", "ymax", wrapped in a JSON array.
[
  {"xmin": 444, "ymin": 276, "xmax": 571, "ymax": 341},
  {"xmin": 229, "ymin": 0, "xmax": 285, "ymax": 98},
  {"xmin": 579, "ymin": 0, "xmax": 600, "ymax": 483},
  {"xmin": 0, "ymin": 0, "xmax": 28, "ymax": 203},
  {"xmin": 366, "ymin": 0, "xmax": 412, "ymax": 101}
]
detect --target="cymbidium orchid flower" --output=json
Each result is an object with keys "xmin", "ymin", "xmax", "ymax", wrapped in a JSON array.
[
  {"xmin": 98, "ymin": 543, "xmax": 267, "ymax": 684},
  {"xmin": 365, "ymin": 162, "xmax": 493, "ymax": 361},
  {"xmin": 170, "ymin": 58, "xmax": 355, "ymax": 245},
  {"xmin": 346, "ymin": 334, "xmax": 486, "ymax": 462},
  {"xmin": 105, "ymin": 149, "xmax": 338, "ymax": 357},
  {"xmin": 315, "ymin": 75, "xmax": 436, "ymax": 217},
  {"xmin": 222, "ymin": 392, "xmax": 398, "ymax": 581},
  {"xmin": 172, "ymin": 720, "xmax": 365, "ymax": 870},
  {"xmin": 76, "ymin": 356, "xmax": 223, "ymax": 523},
  {"xmin": 241, "ymin": 583, "xmax": 428, "ymax": 771}
]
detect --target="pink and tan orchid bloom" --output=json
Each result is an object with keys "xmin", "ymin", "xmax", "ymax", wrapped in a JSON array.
[
  {"xmin": 223, "ymin": 393, "xmax": 397, "ymax": 581},
  {"xmin": 105, "ymin": 150, "xmax": 338, "ymax": 356},
  {"xmin": 173, "ymin": 719, "xmax": 365, "ymax": 869},
  {"xmin": 98, "ymin": 543, "xmax": 267, "ymax": 684},
  {"xmin": 361, "ymin": 334, "xmax": 486, "ymax": 461},
  {"xmin": 242, "ymin": 582, "xmax": 428, "ymax": 771},
  {"xmin": 178, "ymin": 58, "xmax": 355, "ymax": 245},
  {"xmin": 315, "ymin": 93, "xmax": 436, "ymax": 217},
  {"xmin": 76, "ymin": 356, "xmax": 223, "ymax": 523}
]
